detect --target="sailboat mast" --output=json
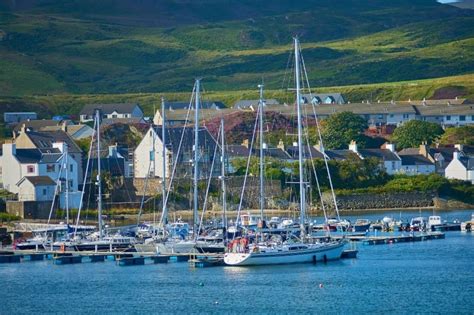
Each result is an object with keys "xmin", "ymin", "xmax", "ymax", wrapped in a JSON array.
[
  {"xmin": 161, "ymin": 97, "xmax": 167, "ymax": 224},
  {"xmin": 258, "ymin": 84, "xmax": 265, "ymax": 221},
  {"xmin": 64, "ymin": 143, "xmax": 69, "ymax": 226},
  {"xmin": 96, "ymin": 109, "xmax": 103, "ymax": 240},
  {"xmin": 294, "ymin": 37, "xmax": 306, "ymax": 236},
  {"xmin": 193, "ymin": 79, "xmax": 200, "ymax": 236},
  {"xmin": 220, "ymin": 118, "xmax": 227, "ymax": 237}
]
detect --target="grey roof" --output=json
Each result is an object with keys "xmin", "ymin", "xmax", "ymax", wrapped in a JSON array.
[
  {"xmin": 459, "ymin": 156, "xmax": 474, "ymax": 170},
  {"xmin": 286, "ymin": 146, "xmax": 325, "ymax": 159},
  {"xmin": 226, "ymin": 145, "xmax": 250, "ymax": 158},
  {"xmin": 166, "ymin": 101, "xmax": 226, "ymax": 111},
  {"xmin": 302, "ymin": 93, "xmax": 346, "ymax": 105},
  {"xmin": 80, "ymin": 103, "xmax": 142, "ymax": 116},
  {"xmin": 17, "ymin": 176, "xmax": 56, "ymax": 187},
  {"xmin": 13, "ymin": 120, "xmax": 67, "ymax": 133},
  {"xmin": 152, "ymin": 125, "xmax": 217, "ymax": 154},
  {"xmin": 234, "ymin": 99, "xmax": 279, "ymax": 109},
  {"xmin": 25, "ymin": 130, "xmax": 82, "ymax": 154},
  {"xmin": 101, "ymin": 117, "xmax": 146, "ymax": 126},
  {"xmin": 415, "ymin": 104, "xmax": 474, "ymax": 116},
  {"xmin": 325, "ymin": 150, "xmax": 359, "ymax": 161},
  {"xmin": 400, "ymin": 154, "xmax": 434, "ymax": 166},
  {"xmin": 258, "ymin": 148, "xmax": 291, "ymax": 160},
  {"xmin": 15, "ymin": 149, "xmax": 43, "ymax": 163},
  {"xmin": 358, "ymin": 149, "xmax": 400, "ymax": 161}
]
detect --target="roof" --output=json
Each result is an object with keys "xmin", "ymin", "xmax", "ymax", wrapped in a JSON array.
[
  {"xmin": 79, "ymin": 103, "xmax": 142, "ymax": 116},
  {"xmin": 12, "ymin": 148, "xmax": 62, "ymax": 163},
  {"xmin": 226, "ymin": 145, "xmax": 250, "ymax": 158},
  {"xmin": 302, "ymin": 93, "xmax": 345, "ymax": 105},
  {"xmin": 151, "ymin": 125, "xmax": 217, "ymax": 154},
  {"xmin": 166, "ymin": 101, "xmax": 226, "ymax": 111},
  {"xmin": 234, "ymin": 99, "xmax": 279, "ymax": 109},
  {"xmin": 358, "ymin": 149, "xmax": 400, "ymax": 161},
  {"xmin": 325, "ymin": 150, "xmax": 360, "ymax": 161},
  {"xmin": 286, "ymin": 146, "xmax": 325, "ymax": 159},
  {"xmin": 101, "ymin": 117, "xmax": 147, "ymax": 126},
  {"xmin": 400, "ymin": 154, "xmax": 434, "ymax": 166},
  {"xmin": 415, "ymin": 103, "xmax": 474, "ymax": 116},
  {"xmin": 459, "ymin": 156, "xmax": 474, "ymax": 170},
  {"xmin": 13, "ymin": 120, "xmax": 68, "ymax": 133},
  {"xmin": 258, "ymin": 148, "xmax": 290, "ymax": 160},
  {"xmin": 24, "ymin": 130, "xmax": 82, "ymax": 154},
  {"xmin": 17, "ymin": 176, "xmax": 56, "ymax": 187}
]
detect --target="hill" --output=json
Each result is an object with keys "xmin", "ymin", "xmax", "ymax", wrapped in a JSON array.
[{"xmin": 0, "ymin": 0, "xmax": 473, "ymax": 95}]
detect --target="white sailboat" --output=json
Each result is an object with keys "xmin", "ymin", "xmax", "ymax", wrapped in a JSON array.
[{"xmin": 224, "ymin": 38, "xmax": 345, "ymax": 266}]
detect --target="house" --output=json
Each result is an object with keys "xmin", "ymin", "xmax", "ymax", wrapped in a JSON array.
[
  {"xmin": 3, "ymin": 112, "xmax": 37, "ymax": 124},
  {"xmin": 13, "ymin": 120, "xmax": 94, "ymax": 140},
  {"xmin": 398, "ymin": 154, "xmax": 436, "ymax": 175},
  {"xmin": 134, "ymin": 125, "xmax": 219, "ymax": 179},
  {"xmin": 415, "ymin": 103, "xmax": 474, "ymax": 126},
  {"xmin": 348, "ymin": 141, "xmax": 402, "ymax": 174},
  {"xmin": 13, "ymin": 128, "xmax": 84, "ymax": 183},
  {"xmin": 286, "ymin": 143, "xmax": 326, "ymax": 160},
  {"xmin": 91, "ymin": 145, "xmax": 133, "ymax": 178},
  {"xmin": 225, "ymin": 144, "xmax": 250, "ymax": 173},
  {"xmin": 0, "ymin": 142, "xmax": 80, "ymax": 208},
  {"xmin": 79, "ymin": 103, "xmax": 144, "ymax": 123},
  {"xmin": 445, "ymin": 152, "xmax": 474, "ymax": 183},
  {"xmin": 234, "ymin": 99, "xmax": 279, "ymax": 109},
  {"xmin": 301, "ymin": 93, "xmax": 346, "ymax": 105},
  {"xmin": 324, "ymin": 149, "xmax": 360, "ymax": 161},
  {"xmin": 398, "ymin": 144, "xmax": 462, "ymax": 175},
  {"xmin": 165, "ymin": 101, "xmax": 226, "ymax": 111},
  {"xmin": 16, "ymin": 176, "xmax": 56, "ymax": 202}
]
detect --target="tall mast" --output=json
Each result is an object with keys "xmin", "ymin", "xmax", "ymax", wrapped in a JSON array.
[
  {"xmin": 220, "ymin": 118, "xmax": 227, "ymax": 239},
  {"xmin": 258, "ymin": 84, "xmax": 265, "ymax": 221},
  {"xmin": 193, "ymin": 79, "xmax": 200, "ymax": 236},
  {"xmin": 294, "ymin": 37, "xmax": 306, "ymax": 237},
  {"xmin": 96, "ymin": 109, "xmax": 103, "ymax": 240},
  {"xmin": 64, "ymin": 143, "xmax": 69, "ymax": 226},
  {"xmin": 161, "ymin": 97, "xmax": 167, "ymax": 224}
]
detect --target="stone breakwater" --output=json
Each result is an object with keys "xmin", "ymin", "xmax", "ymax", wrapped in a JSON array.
[{"xmin": 322, "ymin": 191, "xmax": 435, "ymax": 210}]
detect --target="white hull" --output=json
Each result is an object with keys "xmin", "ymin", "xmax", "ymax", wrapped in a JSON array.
[
  {"xmin": 156, "ymin": 240, "xmax": 196, "ymax": 254},
  {"xmin": 224, "ymin": 241, "xmax": 345, "ymax": 266}
]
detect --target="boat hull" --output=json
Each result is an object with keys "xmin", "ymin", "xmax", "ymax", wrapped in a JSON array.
[{"xmin": 224, "ymin": 242, "xmax": 345, "ymax": 266}]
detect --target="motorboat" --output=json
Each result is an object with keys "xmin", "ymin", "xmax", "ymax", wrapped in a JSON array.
[
  {"xmin": 410, "ymin": 217, "xmax": 427, "ymax": 232},
  {"xmin": 74, "ymin": 234, "xmax": 136, "ymax": 252},
  {"xmin": 353, "ymin": 219, "xmax": 371, "ymax": 232},
  {"xmin": 14, "ymin": 235, "xmax": 49, "ymax": 251}
]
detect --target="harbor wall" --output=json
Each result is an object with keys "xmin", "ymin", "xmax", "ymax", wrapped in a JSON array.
[
  {"xmin": 322, "ymin": 191, "xmax": 435, "ymax": 210},
  {"xmin": 6, "ymin": 201, "xmax": 55, "ymax": 219}
]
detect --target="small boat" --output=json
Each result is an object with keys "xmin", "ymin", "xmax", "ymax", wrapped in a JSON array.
[
  {"xmin": 461, "ymin": 214, "xmax": 474, "ymax": 232},
  {"xmin": 74, "ymin": 234, "xmax": 136, "ymax": 252},
  {"xmin": 268, "ymin": 217, "xmax": 281, "ymax": 229},
  {"xmin": 15, "ymin": 235, "xmax": 49, "ymax": 250},
  {"xmin": 410, "ymin": 217, "xmax": 427, "ymax": 231},
  {"xmin": 240, "ymin": 213, "xmax": 260, "ymax": 229},
  {"xmin": 353, "ymin": 219, "xmax": 371, "ymax": 232}
]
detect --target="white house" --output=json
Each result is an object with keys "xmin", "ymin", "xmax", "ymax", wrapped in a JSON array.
[
  {"xmin": 79, "ymin": 103, "xmax": 144, "ymax": 123},
  {"xmin": 417, "ymin": 103, "xmax": 474, "ymax": 126},
  {"xmin": 0, "ymin": 142, "xmax": 80, "ymax": 207},
  {"xmin": 445, "ymin": 152, "xmax": 474, "ymax": 183},
  {"xmin": 134, "ymin": 125, "xmax": 218, "ymax": 179},
  {"xmin": 349, "ymin": 141, "xmax": 402, "ymax": 175},
  {"xmin": 399, "ymin": 154, "xmax": 436, "ymax": 175}
]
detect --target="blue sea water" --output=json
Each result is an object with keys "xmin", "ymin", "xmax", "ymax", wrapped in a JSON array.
[{"xmin": 1, "ymin": 210, "xmax": 473, "ymax": 314}]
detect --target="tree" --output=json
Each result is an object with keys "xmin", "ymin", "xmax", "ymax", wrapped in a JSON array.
[
  {"xmin": 320, "ymin": 112, "xmax": 368, "ymax": 149},
  {"xmin": 392, "ymin": 120, "xmax": 444, "ymax": 149},
  {"xmin": 439, "ymin": 126, "xmax": 474, "ymax": 145}
]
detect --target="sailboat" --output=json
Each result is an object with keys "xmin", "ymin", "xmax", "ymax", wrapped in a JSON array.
[{"xmin": 224, "ymin": 38, "xmax": 346, "ymax": 266}]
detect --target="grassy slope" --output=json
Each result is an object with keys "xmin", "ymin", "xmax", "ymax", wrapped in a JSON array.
[
  {"xmin": 1, "ymin": 74, "xmax": 472, "ymax": 119},
  {"xmin": 0, "ymin": 0, "xmax": 473, "ymax": 95}
]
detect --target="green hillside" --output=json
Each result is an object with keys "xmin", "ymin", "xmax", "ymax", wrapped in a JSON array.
[{"xmin": 0, "ymin": 0, "xmax": 473, "ymax": 95}]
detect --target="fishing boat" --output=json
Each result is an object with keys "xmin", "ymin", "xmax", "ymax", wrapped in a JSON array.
[{"xmin": 224, "ymin": 38, "xmax": 345, "ymax": 266}]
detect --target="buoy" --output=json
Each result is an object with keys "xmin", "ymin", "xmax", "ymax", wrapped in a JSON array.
[
  {"xmin": 319, "ymin": 283, "xmax": 324, "ymax": 288},
  {"xmin": 199, "ymin": 282, "xmax": 204, "ymax": 287},
  {"xmin": 214, "ymin": 301, "xmax": 219, "ymax": 305}
]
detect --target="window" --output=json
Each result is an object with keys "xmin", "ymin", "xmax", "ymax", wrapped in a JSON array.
[
  {"xmin": 43, "ymin": 188, "xmax": 47, "ymax": 196},
  {"xmin": 446, "ymin": 115, "xmax": 451, "ymax": 121},
  {"xmin": 47, "ymin": 164, "xmax": 55, "ymax": 172},
  {"xmin": 472, "ymin": 115, "xmax": 474, "ymax": 121},
  {"xmin": 377, "ymin": 114, "xmax": 383, "ymax": 119},
  {"xmin": 69, "ymin": 164, "xmax": 73, "ymax": 172},
  {"xmin": 112, "ymin": 114, "xmax": 118, "ymax": 118},
  {"xmin": 460, "ymin": 115, "xmax": 466, "ymax": 121},
  {"xmin": 27, "ymin": 165, "xmax": 35, "ymax": 173}
]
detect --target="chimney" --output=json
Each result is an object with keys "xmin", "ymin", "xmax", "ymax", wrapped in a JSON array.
[
  {"xmin": 109, "ymin": 144, "xmax": 118, "ymax": 157},
  {"xmin": 293, "ymin": 142, "xmax": 298, "ymax": 147},
  {"xmin": 453, "ymin": 151, "xmax": 460, "ymax": 160},
  {"xmin": 262, "ymin": 143, "xmax": 268, "ymax": 150},
  {"xmin": 53, "ymin": 141, "xmax": 67, "ymax": 153},
  {"xmin": 277, "ymin": 139, "xmax": 285, "ymax": 150},
  {"xmin": 419, "ymin": 143, "xmax": 428, "ymax": 158},
  {"xmin": 454, "ymin": 144, "xmax": 464, "ymax": 152},
  {"xmin": 384, "ymin": 143, "xmax": 395, "ymax": 153},
  {"xmin": 3, "ymin": 141, "xmax": 16, "ymax": 156},
  {"xmin": 349, "ymin": 140, "xmax": 358, "ymax": 153},
  {"xmin": 241, "ymin": 139, "xmax": 249, "ymax": 149},
  {"xmin": 20, "ymin": 124, "xmax": 26, "ymax": 133},
  {"xmin": 61, "ymin": 121, "xmax": 68, "ymax": 132}
]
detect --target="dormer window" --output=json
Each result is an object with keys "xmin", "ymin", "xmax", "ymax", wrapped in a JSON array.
[{"xmin": 27, "ymin": 165, "xmax": 35, "ymax": 173}]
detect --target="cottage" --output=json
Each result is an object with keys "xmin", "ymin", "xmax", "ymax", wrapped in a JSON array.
[
  {"xmin": 79, "ymin": 103, "xmax": 144, "ymax": 123},
  {"xmin": 398, "ymin": 154, "xmax": 436, "ymax": 175},
  {"xmin": 445, "ymin": 152, "xmax": 474, "ymax": 184},
  {"xmin": 16, "ymin": 176, "xmax": 56, "ymax": 202},
  {"xmin": 348, "ymin": 141, "xmax": 402, "ymax": 174},
  {"xmin": 134, "ymin": 125, "xmax": 219, "ymax": 179}
]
